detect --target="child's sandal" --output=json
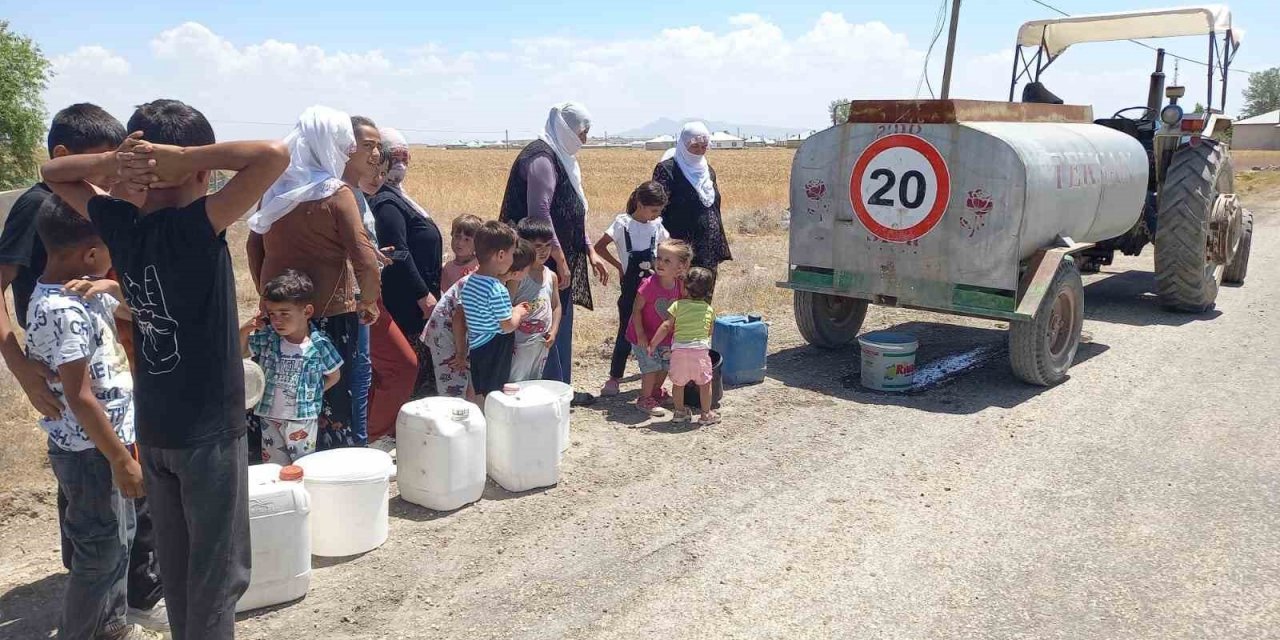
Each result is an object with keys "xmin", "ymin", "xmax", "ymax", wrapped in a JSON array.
[
  {"xmin": 699, "ymin": 411, "xmax": 721, "ymax": 426},
  {"xmin": 672, "ymin": 408, "xmax": 693, "ymax": 423}
]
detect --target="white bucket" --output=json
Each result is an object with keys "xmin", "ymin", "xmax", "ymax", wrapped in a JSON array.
[
  {"xmin": 396, "ymin": 397, "xmax": 486, "ymax": 512},
  {"xmin": 858, "ymin": 331, "xmax": 918, "ymax": 392},
  {"xmin": 237, "ymin": 464, "xmax": 311, "ymax": 612},
  {"xmin": 294, "ymin": 448, "xmax": 394, "ymax": 557},
  {"xmin": 516, "ymin": 380, "xmax": 572, "ymax": 452}
]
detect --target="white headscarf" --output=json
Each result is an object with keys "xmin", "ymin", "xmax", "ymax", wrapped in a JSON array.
[
  {"xmin": 249, "ymin": 105, "xmax": 355, "ymax": 234},
  {"xmin": 539, "ymin": 102, "xmax": 591, "ymax": 211},
  {"xmin": 379, "ymin": 127, "xmax": 431, "ymax": 219},
  {"xmin": 660, "ymin": 121, "xmax": 715, "ymax": 207}
]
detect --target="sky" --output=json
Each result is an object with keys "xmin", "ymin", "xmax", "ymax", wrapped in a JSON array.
[{"xmin": 6, "ymin": 0, "xmax": 1277, "ymax": 143}]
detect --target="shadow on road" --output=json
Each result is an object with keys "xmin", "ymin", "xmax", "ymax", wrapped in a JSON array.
[
  {"xmin": 1084, "ymin": 270, "xmax": 1224, "ymax": 326},
  {"xmin": 0, "ymin": 571, "xmax": 64, "ymax": 638},
  {"xmin": 766, "ymin": 321, "xmax": 1110, "ymax": 415}
]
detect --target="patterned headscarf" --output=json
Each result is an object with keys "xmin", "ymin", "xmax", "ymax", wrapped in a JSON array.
[{"xmin": 378, "ymin": 127, "xmax": 430, "ymax": 218}]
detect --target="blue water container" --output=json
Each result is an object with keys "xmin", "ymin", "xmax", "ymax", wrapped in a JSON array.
[{"xmin": 712, "ymin": 314, "xmax": 768, "ymax": 385}]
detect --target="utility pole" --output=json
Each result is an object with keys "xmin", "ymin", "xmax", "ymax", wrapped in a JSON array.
[
  {"xmin": 940, "ymin": 0, "xmax": 962, "ymax": 99},
  {"xmin": 505, "ymin": 129, "xmax": 510, "ymax": 149}
]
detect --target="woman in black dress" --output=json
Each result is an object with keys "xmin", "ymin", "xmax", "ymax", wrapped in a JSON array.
[
  {"xmin": 652, "ymin": 121, "xmax": 732, "ymax": 270},
  {"xmin": 368, "ymin": 127, "xmax": 444, "ymax": 394}
]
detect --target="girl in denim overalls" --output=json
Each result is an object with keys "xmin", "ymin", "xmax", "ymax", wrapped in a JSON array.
[{"xmin": 593, "ymin": 181, "xmax": 671, "ymax": 399}]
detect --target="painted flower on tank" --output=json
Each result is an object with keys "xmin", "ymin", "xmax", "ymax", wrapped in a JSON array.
[
  {"xmin": 965, "ymin": 188, "xmax": 993, "ymax": 215},
  {"xmin": 805, "ymin": 179, "xmax": 827, "ymax": 200}
]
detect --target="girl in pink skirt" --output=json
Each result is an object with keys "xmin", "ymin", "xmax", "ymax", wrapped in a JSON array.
[{"xmin": 648, "ymin": 267, "xmax": 719, "ymax": 425}]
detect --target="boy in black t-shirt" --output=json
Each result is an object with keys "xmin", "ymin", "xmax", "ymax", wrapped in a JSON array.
[
  {"xmin": 0, "ymin": 103, "xmax": 171, "ymax": 634},
  {"xmin": 44, "ymin": 99, "xmax": 289, "ymax": 640}
]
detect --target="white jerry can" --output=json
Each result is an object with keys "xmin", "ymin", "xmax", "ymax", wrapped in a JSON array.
[
  {"xmin": 484, "ymin": 384, "xmax": 562, "ymax": 492},
  {"xmin": 237, "ymin": 463, "xmax": 311, "ymax": 612},
  {"xmin": 396, "ymin": 397, "xmax": 487, "ymax": 511}
]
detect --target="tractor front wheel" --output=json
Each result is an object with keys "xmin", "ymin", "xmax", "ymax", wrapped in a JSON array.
[
  {"xmin": 1154, "ymin": 141, "xmax": 1235, "ymax": 312},
  {"xmin": 1009, "ymin": 259, "xmax": 1084, "ymax": 386},
  {"xmin": 794, "ymin": 291, "xmax": 868, "ymax": 349}
]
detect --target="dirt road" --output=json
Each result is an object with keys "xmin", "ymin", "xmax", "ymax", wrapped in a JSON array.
[{"xmin": 3, "ymin": 202, "xmax": 1278, "ymax": 639}]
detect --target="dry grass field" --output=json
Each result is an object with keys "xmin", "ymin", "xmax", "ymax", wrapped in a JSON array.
[{"xmin": 2, "ymin": 147, "xmax": 797, "ymax": 501}]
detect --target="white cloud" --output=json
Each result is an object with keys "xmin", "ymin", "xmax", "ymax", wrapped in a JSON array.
[
  {"xmin": 40, "ymin": 14, "xmax": 1244, "ymax": 143},
  {"xmin": 52, "ymin": 46, "xmax": 131, "ymax": 76}
]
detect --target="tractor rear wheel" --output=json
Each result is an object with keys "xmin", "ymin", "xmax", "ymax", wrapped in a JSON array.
[
  {"xmin": 1154, "ymin": 141, "xmax": 1235, "ymax": 312},
  {"xmin": 794, "ymin": 291, "xmax": 867, "ymax": 348},
  {"xmin": 1009, "ymin": 259, "xmax": 1084, "ymax": 386},
  {"xmin": 1223, "ymin": 211, "xmax": 1253, "ymax": 285}
]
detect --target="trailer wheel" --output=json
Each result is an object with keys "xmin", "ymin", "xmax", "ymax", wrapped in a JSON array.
[
  {"xmin": 794, "ymin": 291, "xmax": 867, "ymax": 349},
  {"xmin": 1154, "ymin": 142, "xmax": 1234, "ymax": 312},
  {"xmin": 1009, "ymin": 259, "xmax": 1084, "ymax": 386},
  {"xmin": 1223, "ymin": 211, "xmax": 1253, "ymax": 285}
]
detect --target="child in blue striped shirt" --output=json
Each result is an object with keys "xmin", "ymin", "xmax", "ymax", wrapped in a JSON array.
[{"xmin": 450, "ymin": 221, "xmax": 532, "ymax": 398}]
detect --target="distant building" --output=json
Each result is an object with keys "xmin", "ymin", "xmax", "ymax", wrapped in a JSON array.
[
  {"xmin": 644, "ymin": 134, "xmax": 677, "ymax": 151},
  {"xmin": 709, "ymin": 131, "xmax": 744, "ymax": 149},
  {"xmin": 1234, "ymin": 109, "xmax": 1280, "ymax": 151},
  {"xmin": 745, "ymin": 135, "xmax": 776, "ymax": 148},
  {"xmin": 783, "ymin": 131, "xmax": 815, "ymax": 149}
]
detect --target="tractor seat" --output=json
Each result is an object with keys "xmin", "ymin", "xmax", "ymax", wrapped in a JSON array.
[{"xmin": 1021, "ymin": 82, "xmax": 1064, "ymax": 105}]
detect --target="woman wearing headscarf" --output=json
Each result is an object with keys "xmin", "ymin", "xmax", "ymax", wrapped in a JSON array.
[
  {"xmin": 653, "ymin": 122, "xmax": 732, "ymax": 270},
  {"xmin": 247, "ymin": 106, "xmax": 384, "ymax": 450},
  {"xmin": 500, "ymin": 102, "xmax": 609, "ymax": 405},
  {"xmin": 367, "ymin": 127, "xmax": 444, "ymax": 403}
]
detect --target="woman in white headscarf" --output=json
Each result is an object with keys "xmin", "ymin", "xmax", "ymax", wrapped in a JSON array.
[
  {"xmin": 653, "ymin": 121, "xmax": 732, "ymax": 270},
  {"xmin": 246, "ymin": 106, "xmax": 385, "ymax": 450},
  {"xmin": 499, "ymin": 102, "xmax": 609, "ymax": 404}
]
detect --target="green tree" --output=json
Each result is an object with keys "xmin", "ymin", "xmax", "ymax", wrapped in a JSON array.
[
  {"xmin": 1192, "ymin": 102, "xmax": 1205, "ymax": 114},
  {"xmin": 1241, "ymin": 67, "xmax": 1280, "ymax": 119},
  {"xmin": 829, "ymin": 99, "xmax": 851, "ymax": 126},
  {"xmin": 0, "ymin": 21, "xmax": 50, "ymax": 190}
]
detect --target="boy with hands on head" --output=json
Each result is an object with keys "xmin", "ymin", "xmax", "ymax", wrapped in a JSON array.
[{"xmin": 43, "ymin": 98, "xmax": 289, "ymax": 640}]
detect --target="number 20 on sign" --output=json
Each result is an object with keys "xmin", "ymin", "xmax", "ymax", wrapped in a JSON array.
[{"xmin": 850, "ymin": 134, "xmax": 951, "ymax": 243}]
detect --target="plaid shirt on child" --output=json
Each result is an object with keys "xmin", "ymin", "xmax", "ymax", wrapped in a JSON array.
[{"xmin": 248, "ymin": 328, "xmax": 343, "ymax": 420}]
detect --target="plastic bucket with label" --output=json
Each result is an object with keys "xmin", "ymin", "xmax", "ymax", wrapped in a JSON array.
[{"xmin": 858, "ymin": 332, "xmax": 917, "ymax": 392}]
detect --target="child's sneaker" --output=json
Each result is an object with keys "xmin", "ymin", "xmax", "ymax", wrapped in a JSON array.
[
  {"xmin": 600, "ymin": 378, "xmax": 621, "ymax": 397},
  {"xmin": 699, "ymin": 410, "xmax": 721, "ymax": 426},
  {"xmin": 126, "ymin": 599, "xmax": 170, "ymax": 636},
  {"xmin": 108, "ymin": 623, "xmax": 165, "ymax": 640},
  {"xmin": 671, "ymin": 408, "xmax": 693, "ymax": 423},
  {"xmin": 636, "ymin": 395, "xmax": 662, "ymax": 416}
]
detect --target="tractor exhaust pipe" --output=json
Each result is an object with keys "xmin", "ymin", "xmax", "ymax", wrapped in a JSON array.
[{"xmin": 1147, "ymin": 48, "xmax": 1167, "ymax": 113}]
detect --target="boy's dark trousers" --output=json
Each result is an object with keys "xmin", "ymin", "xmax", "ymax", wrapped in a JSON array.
[
  {"xmin": 142, "ymin": 435, "xmax": 251, "ymax": 640},
  {"xmin": 48, "ymin": 441, "xmax": 137, "ymax": 640},
  {"xmin": 58, "ymin": 477, "xmax": 165, "ymax": 610}
]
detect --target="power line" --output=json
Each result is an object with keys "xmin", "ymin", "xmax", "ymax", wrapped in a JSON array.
[
  {"xmin": 1026, "ymin": 0, "xmax": 1254, "ymax": 75},
  {"xmin": 916, "ymin": 0, "xmax": 951, "ymax": 98}
]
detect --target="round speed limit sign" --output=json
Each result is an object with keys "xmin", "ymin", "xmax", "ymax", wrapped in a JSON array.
[{"xmin": 850, "ymin": 134, "xmax": 951, "ymax": 242}]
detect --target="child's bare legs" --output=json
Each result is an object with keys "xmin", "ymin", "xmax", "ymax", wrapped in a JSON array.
[
  {"xmin": 640, "ymin": 372, "xmax": 658, "ymax": 398},
  {"xmin": 697, "ymin": 383, "xmax": 720, "ymax": 424},
  {"xmin": 650, "ymin": 371, "xmax": 669, "ymax": 400}
]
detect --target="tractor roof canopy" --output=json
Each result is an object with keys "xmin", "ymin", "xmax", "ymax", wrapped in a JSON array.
[
  {"xmin": 1017, "ymin": 5, "xmax": 1239, "ymax": 56},
  {"xmin": 1010, "ymin": 5, "xmax": 1240, "ymax": 111}
]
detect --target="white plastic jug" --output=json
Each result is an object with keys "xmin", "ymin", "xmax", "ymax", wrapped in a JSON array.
[
  {"xmin": 243, "ymin": 359, "xmax": 265, "ymax": 411},
  {"xmin": 517, "ymin": 380, "xmax": 572, "ymax": 452},
  {"xmin": 237, "ymin": 464, "xmax": 311, "ymax": 612},
  {"xmin": 396, "ymin": 397, "xmax": 486, "ymax": 511},
  {"xmin": 484, "ymin": 384, "xmax": 562, "ymax": 492},
  {"xmin": 294, "ymin": 448, "xmax": 394, "ymax": 557}
]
